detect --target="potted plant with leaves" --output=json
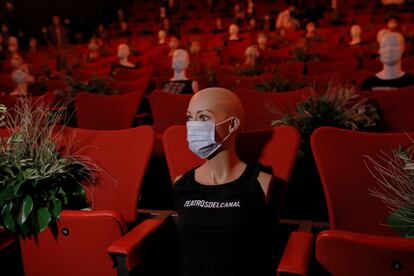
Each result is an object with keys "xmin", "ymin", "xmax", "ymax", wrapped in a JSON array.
[
  {"xmin": 0, "ymin": 99, "xmax": 96, "ymax": 238},
  {"xmin": 255, "ymin": 71, "xmax": 306, "ymax": 92},
  {"xmin": 272, "ymin": 84, "xmax": 382, "ymax": 220},
  {"xmin": 365, "ymin": 143, "xmax": 414, "ymax": 237}
]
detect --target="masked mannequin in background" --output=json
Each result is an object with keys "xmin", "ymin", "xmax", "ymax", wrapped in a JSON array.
[
  {"xmin": 213, "ymin": 18, "xmax": 225, "ymax": 34},
  {"xmin": 228, "ymin": 24, "xmax": 242, "ymax": 43},
  {"xmin": 361, "ymin": 32, "xmax": 414, "ymax": 90},
  {"xmin": 173, "ymin": 87, "xmax": 276, "ymax": 276},
  {"xmin": 162, "ymin": 49, "xmax": 198, "ymax": 94},
  {"xmin": 10, "ymin": 66, "xmax": 34, "ymax": 96}
]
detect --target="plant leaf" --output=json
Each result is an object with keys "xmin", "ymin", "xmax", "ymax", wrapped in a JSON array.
[
  {"xmin": 17, "ymin": 195, "xmax": 33, "ymax": 226},
  {"xmin": 36, "ymin": 207, "xmax": 51, "ymax": 232},
  {"xmin": 1, "ymin": 202, "xmax": 15, "ymax": 232}
]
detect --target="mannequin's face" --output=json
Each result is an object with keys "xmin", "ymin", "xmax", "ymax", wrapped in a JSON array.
[
  {"xmin": 158, "ymin": 30, "xmax": 166, "ymax": 41},
  {"xmin": 190, "ymin": 41, "xmax": 201, "ymax": 54},
  {"xmin": 229, "ymin": 24, "xmax": 238, "ymax": 36},
  {"xmin": 169, "ymin": 37, "xmax": 179, "ymax": 49},
  {"xmin": 120, "ymin": 21, "xmax": 128, "ymax": 31},
  {"xmin": 2, "ymin": 24, "xmax": 8, "ymax": 33},
  {"xmin": 387, "ymin": 19, "xmax": 398, "ymax": 30},
  {"xmin": 160, "ymin": 6, "xmax": 166, "ymax": 15},
  {"xmin": 187, "ymin": 88, "xmax": 242, "ymax": 146},
  {"xmin": 52, "ymin": 16, "xmax": 60, "ymax": 26},
  {"xmin": 350, "ymin": 25, "xmax": 361, "ymax": 38},
  {"xmin": 249, "ymin": 18, "xmax": 256, "ymax": 29},
  {"xmin": 306, "ymin": 22, "xmax": 316, "ymax": 33},
  {"xmin": 257, "ymin": 34, "xmax": 267, "ymax": 45},
  {"xmin": 8, "ymin": 38, "xmax": 18, "ymax": 53},
  {"xmin": 172, "ymin": 49, "xmax": 189, "ymax": 71},
  {"xmin": 245, "ymin": 45, "xmax": 259, "ymax": 59},
  {"xmin": 29, "ymin": 38, "xmax": 37, "ymax": 48},
  {"xmin": 117, "ymin": 44, "xmax": 130, "ymax": 58},
  {"xmin": 379, "ymin": 33, "xmax": 404, "ymax": 66},
  {"xmin": 216, "ymin": 18, "xmax": 222, "ymax": 28}
]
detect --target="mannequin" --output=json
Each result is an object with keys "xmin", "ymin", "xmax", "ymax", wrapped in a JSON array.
[
  {"xmin": 257, "ymin": 33, "xmax": 268, "ymax": 51},
  {"xmin": 162, "ymin": 49, "xmax": 198, "ymax": 94},
  {"xmin": 158, "ymin": 30, "xmax": 167, "ymax": 45},
  {"xmin": 173, "ymin": 87, "xmax": 275, "ymax": 276},
  {"xmin": 349, "ymin": 25, "xmax": 362, "ymax": 46},
  {"xmin": 160, "ymin": 6, "xmax": 167, "ymax": 20},
  {"xmin": 49, "ymin": 15, "xmax": 68, "ymax": 48},
  {"xmin": 246, "ymin": 0, "xmax": 254, "ymax": 17},
  {"xmin": 168, "ymin": 37, "xmax": 179, "ymax": 56},
  {"xmin": 244, "ymin": 45, "xmax": 260, "ymax": 66},
  {"xmin": 276, "ymin": 6, "xmax": 300, "ymax": 31},
  {"xmin": 263, "ymin": 14, "xmax": 271, "ymax": 32},
  {"xmin": 387, "ymin": 17, "xmax": 399, "ymax": 31},
  {"xmin": 213, "ymin": 18, "xmax": 224, "ymax": 34},
  {"xmin": 361, "ymin": 32, "xmax": 414, "ymax": 90},
  {"xmin": 88, "ymin": 37, "xmax": 101, "ymax": 61},
  {"xmin": 190, "ymin": 40, "xmax": 201, "ymax": 54},
  {"xmin": 7, "ymin": 36, "xmax": 19, "ymax": 57},
  {"xmin": 116, "ymin": 44, "xmax": 135, "ymax": 68},
  {"xmin": 228, "ymin": 24, "xmax": 240, "ymax": 41},
  {"xmin": 377, "ymin": 28, "xmax": 390, "ymax": 43},
  {"xmin": 118, "ymin": 21, "xmax": 132, "ymax": 38},
  {"xmin": 10, "ymin": 67, "xmax": 34, "ymax": 96},
  {"xmin": 248, "ymin": 18, "xmax": 257, "ymax": 31},
  {"xmin": 28, "ymin": 38, "xmax": 38, "ymax": 52}
]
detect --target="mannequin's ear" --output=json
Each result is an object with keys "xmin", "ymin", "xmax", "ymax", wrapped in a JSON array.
[{"xmin": 228, "ymin": 117, "xmax": 240, "ymax": 133}]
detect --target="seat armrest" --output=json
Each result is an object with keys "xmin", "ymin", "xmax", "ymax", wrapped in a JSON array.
[
  {"xmin": 107, "ymin": 219, "xmax": 165, "ymax": 272},
  {"xmin": 277, "ymin": 231, "xmax": 315, "ymax": 276}
]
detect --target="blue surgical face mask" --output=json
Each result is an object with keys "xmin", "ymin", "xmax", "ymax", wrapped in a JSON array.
[{"xmin": 186, "ymin": 117, "xmax": 237, "ymax": 159}]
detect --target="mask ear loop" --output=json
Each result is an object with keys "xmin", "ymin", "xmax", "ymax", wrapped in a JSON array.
[{"xmin": 215, "ymin": 116, "xmax": 238, "ymax": 145}]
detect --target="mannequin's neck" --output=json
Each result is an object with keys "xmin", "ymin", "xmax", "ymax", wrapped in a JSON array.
[
  {"xmin": 258, "ymin": 43, "xmax": 266, "ymax": 50},
  {"xmin": 229, "ymin": 34, "xmax": 239, "ymax": 40},
  {"xmin": 377, "ymin": 61, "xmax": 404, "ymax": 80},
  {"xmin": 159, "ymin": 38, "xmax": 166, "ymax": 44},
  {"xmin": 12, "ymin": 83, "xmax": 28, "ymax": 96},
  {"xmin": 119, "ymin": 56, "xmax": 134, "ymax": 67},
  {"xmin": 245, "ymin": 57, "xmax": 256, "ymax": 66},
  {"xmin": 350, "ymin": 37, "xmax": 361, "ymax": 45},
  {"xmin": 172, "ymin": 69, "xmax": 187, "ymax": 80},
  {"xmin": 206, "ymin": 145, "xmax": 242, "ymax": 184}
]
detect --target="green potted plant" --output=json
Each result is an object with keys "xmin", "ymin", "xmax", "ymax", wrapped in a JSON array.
[
  {"xmin": 365, "ymin": 144, "xmax": 414, "ymax": 237},
  {"xmin": 255, "ymin": 71, "xmax": 306, "ymax": 92},
  {"xmin": 0, "ymin": 100, "xmax": 96, "ymax": 238},
  {"xmin": 272, "ymin": 84, "xmax": 382, "ymax": 154}
]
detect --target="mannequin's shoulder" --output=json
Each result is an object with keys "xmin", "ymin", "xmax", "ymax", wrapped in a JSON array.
[{"xmin": 257, "ymin": 170, "xmax": 273, "ymax": 202}]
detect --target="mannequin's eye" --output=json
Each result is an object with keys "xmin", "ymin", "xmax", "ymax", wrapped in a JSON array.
[
  {"xmin": 199, "ymin": 115, "xmax": 211, "ymax": 121},
  {"xmin": 186, "ymin": 115, "xmax": 193, "ymax": 121}
]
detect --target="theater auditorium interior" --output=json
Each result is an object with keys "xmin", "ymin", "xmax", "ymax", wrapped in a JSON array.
[{"xmin": 1, "ymin": 0, "xmax": 414, "ymax": 275}]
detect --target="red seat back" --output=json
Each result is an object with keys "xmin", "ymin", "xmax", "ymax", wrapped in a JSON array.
[
  {"xmin": 58, "ymin": 126, "xmax": 154, "ymax": 223},
  {"xmin": 110, "ymin": 77, "xmax": 151, "ymax": 95},
  {"xmin": 20, "ymin": 210, "xmax": 126, "ymax": 276},
  {"xmin": 75, "ymin": 92, "xmax": 143, "ymax": 130},
  {"xmin": 148, "ymin": 91, "xmax": 192, "ymax": 134},
  {"xmin": 307, "ymin": 59, "xmax": 358, "ymax": 75},
  {"xmin": 311, "ymin": 127, "xmax": 414, "ymax": 235},
  {"xmin": 316, "ymin": 230, "xmax": 414, "ymax": 276},
  {"xmin": 362, "ymin": 86, "xmax": 414, "ymax": 132},
  {"xmin": 163, "ymin": 125, "xmax": 300, "ymax": 185},
  {"xmin": 237, "ymin": 88, "xmax": 314, "ymax": 131},
  {"xmin": 112, "ymin": 67, "xmax": 154, "ymax": 81}
]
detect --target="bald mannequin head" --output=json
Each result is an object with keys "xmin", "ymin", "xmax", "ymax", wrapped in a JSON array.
[
  {"xmin": 379, "ymin": 32, "xmax": 404, "ymax": 66},
  {"xmin": 187, "ymin": 87, "xmax": 244, "ymax": 149}
]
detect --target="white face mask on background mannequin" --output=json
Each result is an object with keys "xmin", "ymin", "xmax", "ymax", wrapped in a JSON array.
[{"xmin": 186, "ymin": 117, "xmax": 237, "ymax": 159}]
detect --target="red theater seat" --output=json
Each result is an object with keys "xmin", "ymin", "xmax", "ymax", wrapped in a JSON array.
[
  {"xmin": 18, "ymin": 126, "xmax": 167, "ymax": 275},
  {"xmin": 75, "ymin": 91, "xmax": 143, "ymax": 130},
  {"xmin": 278, "ymin": 127, "xmax": 414, "ymax": 276}
]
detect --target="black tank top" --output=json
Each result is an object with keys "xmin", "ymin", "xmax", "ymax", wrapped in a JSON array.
[
  {"xmin": 173, "ymin": 163, "xmax": 277, "ymax": 276},
  {"xmin": 162, "ymin": 80, "xmax": 194, "ymax": 94}
]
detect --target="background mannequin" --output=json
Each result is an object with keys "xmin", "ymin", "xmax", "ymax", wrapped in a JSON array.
[
  {"xmin": 349, "ymin": 25, "xmax": 362, "ymax": 46},
  {"xmin": 10, "ymin": 66, "xmax": 34, "ymax": 96},
  {"xmin": 158, "ymin": 30, "xmax": 167, "ymax": 45},
  {"xmin": 117, "ymin": 44, "xmax": 135, "ymax": 68},
  {"xmin": 213, "ymin": 18, "xmax": 224, "ymax": 33},
  {"xmin": 361, "ymin": 32, "xmax": 414, "ymax": 90},
  {"xmin": 257, "ymin": 33, "xmax": 267, "ymax": 51},
  {"xmin": 162, "ymin": 49, "xmax": 198, "ymax": 94},
  {"xmin": 173, "ymin": 86, "xmax": 274, "ymax": 275},
  {"xmin": 168, "ymin": 37, "xmax": 179, "ymax": 56},
  {"xmin": 228, "ymin": 24, "xmax": 240, "ymax": 41},
  {"xmin": 244, "ymin": 45, "xmax": 260, "ymax": 66}
]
